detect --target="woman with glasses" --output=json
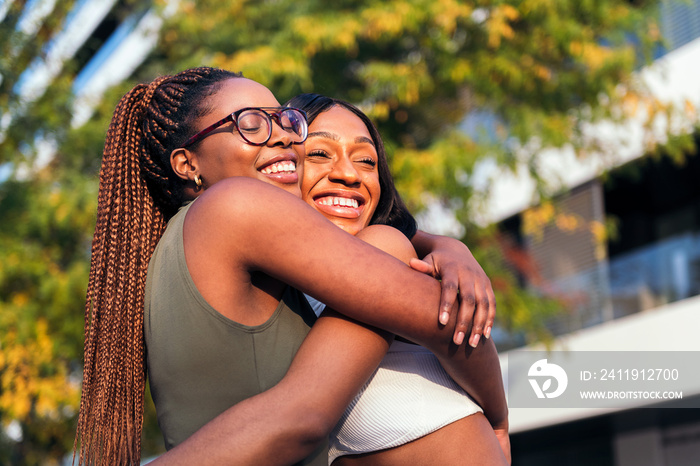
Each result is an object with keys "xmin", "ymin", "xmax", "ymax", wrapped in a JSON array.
[{"xmin": 75, "ymin": 67, "xmax": 500, "ymax": 466}]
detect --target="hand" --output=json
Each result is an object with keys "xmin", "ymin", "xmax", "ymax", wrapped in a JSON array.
[
  {"xmin": 493, "ymin": 426, "xmax": 511, "ymax": 465},
  {"xmin": 409, "ymin": 238, "xmax": 495, "ymax": 347}
]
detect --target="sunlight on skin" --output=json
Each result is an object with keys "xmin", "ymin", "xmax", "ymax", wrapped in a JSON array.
[{"xmin": 301, "ymin": 106, "xmax": 381, "ymax": 236}]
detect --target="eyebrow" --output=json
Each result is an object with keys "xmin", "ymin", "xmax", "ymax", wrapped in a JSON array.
[
  {"xmin": 356, "ymin": 136, "xmax": 375, "ymax": 146},
  {"xmin": 308, "ymin": 131, "xmax": 375, "ymax": 147}
]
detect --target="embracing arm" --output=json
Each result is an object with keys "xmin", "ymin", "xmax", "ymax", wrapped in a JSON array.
[
  {"xmin": 364, "ymin": 226, "xmax": 508, "ymax": 430},
  {"xmin": 386, "ymin": 227, "xmax": 510, "ymax": 459},
  {"xmin": 154, "ymin": 187, "xmax": 508, "ymax": 463},
  {"xmin": 190, "ymin": 177, "xmax": 464, "ymax": 351},
  {"xmin": 436, "ymin": 338, "xmax": 509, "ymax": 456},
  {"xmin": 411, "ymin": 230, "xmax": 509, "ymax": 460},
  {"xmin": 151, "ymin": 221, "xmax": 415, "ymax": 464},
  {"xmin": 411, "ymin": 230, "xmax": 496, "ymax": 347}
]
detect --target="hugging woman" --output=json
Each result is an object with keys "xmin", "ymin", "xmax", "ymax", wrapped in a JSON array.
[
  {"xmin": 289, "ymin": 93, "xmax": 508, "ymax": 464},
  {"xmin": 74, "ymin": 67, "xmax": 506, "ymax": 465}
]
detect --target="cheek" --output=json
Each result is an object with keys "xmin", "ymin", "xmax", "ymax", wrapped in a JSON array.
[
  {"xmin": 300, "ymin": 165, "xmax": 322, "ymax": 199},
  {"xmin": 209, "ymin": 148, "xmax": 251, "ymax": 177},
  {"xmin": 367, "ymin": 174, "xmax": 381, "ymax": 201}
]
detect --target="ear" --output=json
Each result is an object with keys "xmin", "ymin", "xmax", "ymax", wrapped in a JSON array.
[{"xmin": 170, "ymin": 147, "xmax": 199, "ymax": 182}]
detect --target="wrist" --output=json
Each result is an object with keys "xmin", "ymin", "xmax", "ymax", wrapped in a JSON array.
[{"xmin": 410, "ymin": 230, "xmax": 435, "ymax": 256}]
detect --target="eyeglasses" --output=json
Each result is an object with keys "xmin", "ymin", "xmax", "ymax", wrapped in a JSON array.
[{"xmin": 182, "ymin": 107, "xmax": 308, "ymax": 147}]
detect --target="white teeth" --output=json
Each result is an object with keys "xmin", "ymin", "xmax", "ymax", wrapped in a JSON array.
[
  {"xmin": 319, "ymin": 196, "xmax": 359, "ymax": 208},
  {"xmin": 261, "ymin": 161, "xmax": 296, "ymax": 174}
]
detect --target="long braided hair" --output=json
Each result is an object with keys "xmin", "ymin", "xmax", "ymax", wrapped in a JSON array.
[{"xmin": 74, "ymin": 67, "xmax": 241, "ymax": 465}]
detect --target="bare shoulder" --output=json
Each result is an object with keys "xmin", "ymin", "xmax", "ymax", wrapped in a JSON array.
[
  {"xmin": 183, "ymin": 177, "xmax": 311, "ymax": 262},
  {"xmin": 356, "ymin": 225, "xmax": 417, "ymax": 265},
  {"xmin": 192, "ymin": 177, "xmax": 282, "ymax": 212},
  {"xmin": 187, "ymin": 178, "xmax": 299, "ymax": 230}
]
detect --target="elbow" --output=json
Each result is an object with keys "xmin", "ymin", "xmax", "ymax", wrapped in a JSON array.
[
  {"xmin": 293, "ymin": 406, "xmax": 337, "ymax": 446},
  {"xmin": 276, "ymin": 404, "xmax": 336, "ymax": 457}
]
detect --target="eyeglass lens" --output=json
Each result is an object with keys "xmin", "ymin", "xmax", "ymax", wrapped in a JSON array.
[{"xmin": 237, "ymin": 109, "xmax": 306, "ymax": 145}]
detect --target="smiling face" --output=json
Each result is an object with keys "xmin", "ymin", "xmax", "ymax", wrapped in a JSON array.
[
  {"xmin": 301, "ymin": 106, "xmax": 381, "ymax": 236},
  {"xmin": 180, "ymin": 77, "xmax": 303, "ymax": 197}
]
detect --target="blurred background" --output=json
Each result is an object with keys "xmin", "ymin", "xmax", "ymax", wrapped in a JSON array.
[{"xmin": 0, "ymin": 0, "xmax": 699, "ymax": 464}]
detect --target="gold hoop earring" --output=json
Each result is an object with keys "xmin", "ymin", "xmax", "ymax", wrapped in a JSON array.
[{"xmin": 194, "ymin": 175, "xmax": 203, "ymax": 188}]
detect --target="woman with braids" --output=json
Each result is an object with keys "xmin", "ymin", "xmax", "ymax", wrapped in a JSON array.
[{"xmin": 75, "ymin": 67, "xmax": 502, "ymax": 465}]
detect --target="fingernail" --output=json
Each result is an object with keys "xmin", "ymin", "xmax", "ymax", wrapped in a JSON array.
[
  {"xmin": 455, "ymin": 331, "xmax": 465, "ymax": 345},
  {"xmin": 469, "ymin": 334, "xmax": 480, "ymax": 348},
  {"xmin": 439, "ymin": 312, "xmax": 449, "ymax": 325},
  {"xmin": 485, "ymin": 326, "xmax": 491, "ymax": 339}
]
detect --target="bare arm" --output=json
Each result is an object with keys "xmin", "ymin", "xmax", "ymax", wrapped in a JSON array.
[
  {"xmin": 154, "ymin": 201, "xmax": 508, "ymax": 464},
  {"xmin": 189, "ymin": 177, "xmax": 464, "ymax": 352},
  {"xmin": 436, "ymin": 338, "xmax": 509, "ymax": 429},
  {"xmin": 152, "ymin": 222, "xmax": 413, "ymax": 464},
  {"xmin": 411, "ymin": 230, "xmax": 497, "ymax": 347},
  {"xmin": 362, "ymin": 226, "xmax": 508, "ymax": 427},
  {"xmin": 375, "ymin": 226, "xmax": 509, "ymax": 456}
]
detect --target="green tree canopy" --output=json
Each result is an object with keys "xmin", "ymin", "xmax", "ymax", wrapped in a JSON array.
[{"xmin": 151, "ymin": 0, "xmax": 689, "ymax": 339}]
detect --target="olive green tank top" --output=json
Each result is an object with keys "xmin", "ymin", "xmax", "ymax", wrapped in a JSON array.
[{"xmin": 144, "ymin": 201, "xmax": 325, "ymax": 464}]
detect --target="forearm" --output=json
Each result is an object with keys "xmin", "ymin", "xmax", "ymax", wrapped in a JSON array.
[
  {"xmin": 435, "ymin": 336, "xmax": 508, "ymax": 429},
  {"xmin": 408, "ymin": 229, "xmax": 496, "ymax": 346},
  {"xmin": 149, "ymin": 384, "xmax": 325, "ymax": 465}
]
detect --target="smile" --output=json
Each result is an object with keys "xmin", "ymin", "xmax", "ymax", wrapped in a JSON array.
[
  {"xmin": 317, "ymin": 196, "xmax": 359, "ymax": 208},
  {"xmin": 260, "ymin": 161, "xmax": 296, "ymax": 174},
  {"xmin": 313, "ymin": 193, "xmax": 365, "ymax": 219}
]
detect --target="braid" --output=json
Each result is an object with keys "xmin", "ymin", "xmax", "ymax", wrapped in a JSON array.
[{"xmin": 75, "ymin": 67, "xmax": 241, "ymax": 465}]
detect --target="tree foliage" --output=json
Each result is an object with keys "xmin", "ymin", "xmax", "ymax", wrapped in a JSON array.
[
  {"xmin": 153, "ymin": 0, "xmax": 685, "ymax": 339},
  {"xmin": 0, "ymin": 2, "xmax": 89, "ymax": 462}
]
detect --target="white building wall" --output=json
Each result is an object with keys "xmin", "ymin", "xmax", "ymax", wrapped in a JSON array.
[
  {"xmin": 479, "ymin": 36, "xmax": 700, "ymax": 225},
  {"xmin": 502, "ymin": 294, "xmax": 700, "ymax": 434}
]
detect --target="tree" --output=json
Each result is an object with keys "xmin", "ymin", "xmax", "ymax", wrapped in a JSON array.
[
  {"xmin": 0, "ymin": 1, "xmax": 91, "ymax": 462},
  {"xmin": 153, "ymin": 0, "xmax": 694, "ymax": 340},
  {"xmin": 1, "ymin": 1, "xmax": 169, "ymax": 462}
]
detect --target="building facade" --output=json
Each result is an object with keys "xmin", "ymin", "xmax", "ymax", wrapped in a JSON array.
[{"xmin": 494, "ymin": 2, "xmax": 700, "ymax": 464}]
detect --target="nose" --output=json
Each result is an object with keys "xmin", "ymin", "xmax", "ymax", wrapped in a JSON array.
[
  {"xmin": 267, "ymin": 117, "xmax": 294, "ymax": 147},
  {"xmin": 329, "ymin": 156, "xmax": 360, "ymax": 186}
]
